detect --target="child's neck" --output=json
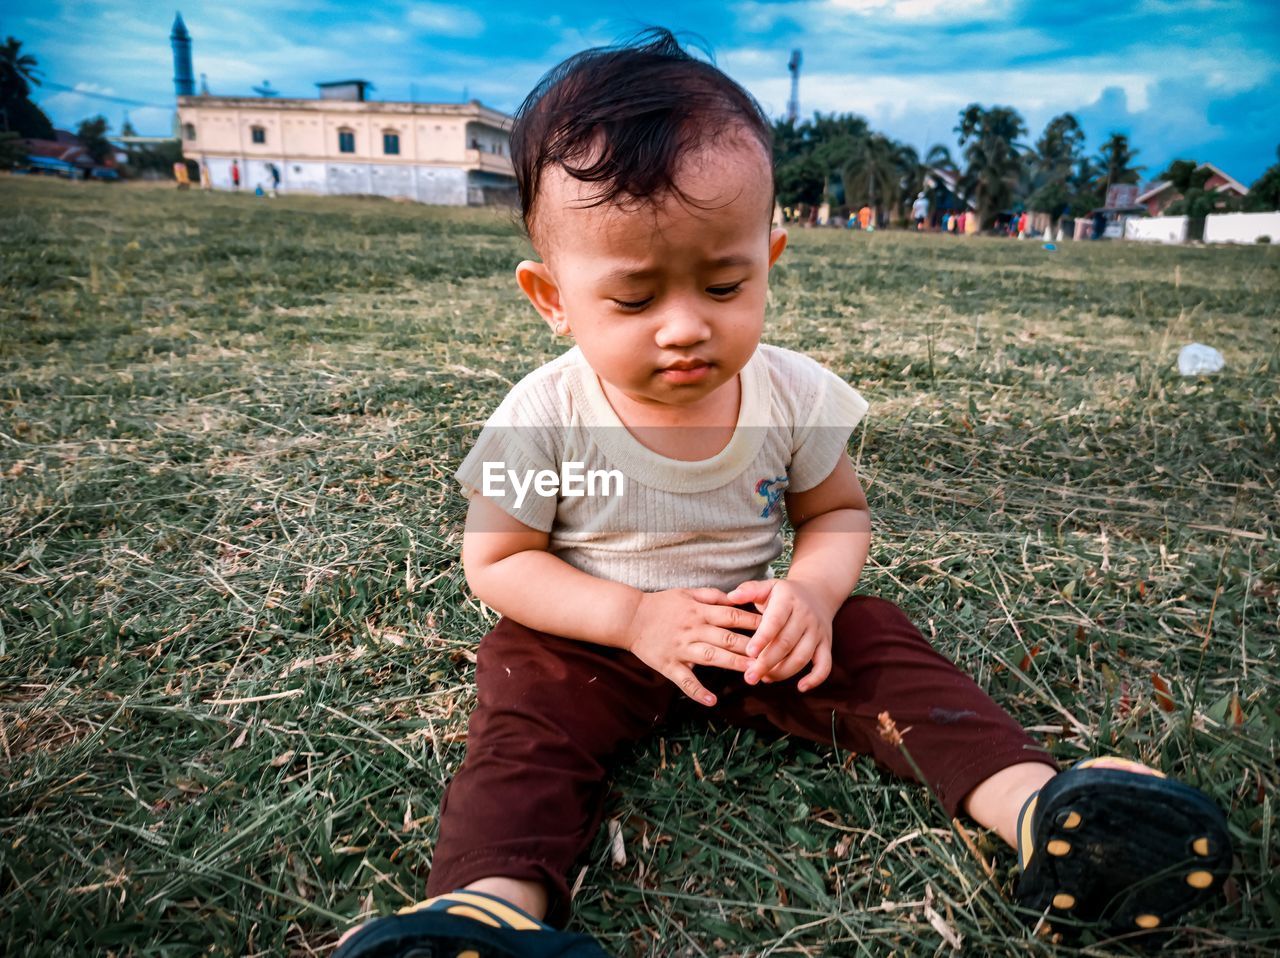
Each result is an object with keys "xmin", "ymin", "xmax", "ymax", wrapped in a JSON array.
[{"xmin": 599, "ymin": 375, "xmax": 741, "ymax": 462}]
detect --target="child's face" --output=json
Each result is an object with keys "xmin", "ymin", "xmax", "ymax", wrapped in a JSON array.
[{"xmin": 517, "ymin": 136, "xmax": 786, "ymax": 415}]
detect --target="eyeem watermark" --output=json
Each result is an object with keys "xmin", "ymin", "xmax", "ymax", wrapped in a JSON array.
[{"xmin": 482, "ymin": 461, "xmax": 625, "ymax": 509}]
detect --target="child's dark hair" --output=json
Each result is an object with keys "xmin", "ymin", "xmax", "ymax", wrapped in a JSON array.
[{"xmin": 510, "ymin": 28, "xmax": 774, "ymax": 239}]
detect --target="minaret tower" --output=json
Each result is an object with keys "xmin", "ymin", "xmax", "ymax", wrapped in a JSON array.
[{"xmin": 171, "ymin": 13, "xmax": 195, "ymax": 97}]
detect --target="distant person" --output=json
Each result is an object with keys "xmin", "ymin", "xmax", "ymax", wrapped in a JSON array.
[
  {"xmin": 858, "ymin": 204, "xmax": 872, "ymax": 231},
  {"xmin": 231, "ymin": 159, "xmax": 240, "ymax": 190},
  {"xmin": 268, "ymin": 162, "xmax": 281, "ymax": 195},
  {"xmin": 172, "ymin": 161, "xmax": 191, "ymax": 190},
  {"xmin": 911, "ymin": 192, "xmax": 929, "ymax": 230},
  {"xmin": 200, "ymin": 161, "xmax": 212, "ymax": 190}
]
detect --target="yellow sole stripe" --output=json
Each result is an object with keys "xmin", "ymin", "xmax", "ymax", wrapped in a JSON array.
[
  {"xmin": 445, "ymin": 891, "xmax": 543, "ymax": 931},
  {"xmin": 445, "ymin": 904, "xmax": 503, "ymax": 928},
  {"xmin": 1076, "ymin": 757, "xmax": 1166, "ymax": 778},
  {"xmin": 397, "ymin": 896, "xmax": 444, "ymax": 916},
  {"xmin": 1018, "ymin": 794, "xmax": 1039, "ymax": 870}
]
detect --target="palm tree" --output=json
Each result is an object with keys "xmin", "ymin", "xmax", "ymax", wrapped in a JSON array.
[
  {"xmin": 1, "ymin": 37, "xmax": 41, "ymax": 103},
  {"xmin": 1096, "ymin": 132, "xmax": 1144, "ymax": 192},
  {"xmin": 0, "ymin": 37, "xmax": 52, "ymax": 138},
  {"xmin": 1031, "ymin": 115, "xmax": 1084, "ymax": 186},
  {"xmin": 1027, "ymin": 113, "xmax": 1086, "ymax": 229},
  {"xmin": 841, "ymin": 134, "xmax": 901, "ymax": 222},
  {"xmin": 772, "ymin": 112, "xmax": 869, "ymax": 208},
  {"xmin": 955, "ymin": 104, "xmax": 1027, "ymax": 228},
  {"xmin": 923, "ymin": 143, "xmax": 954, "ymax": 171}
]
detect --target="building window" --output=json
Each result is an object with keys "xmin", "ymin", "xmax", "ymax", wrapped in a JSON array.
[
  {"xmin": 383, "ymin": 131, "xmax": 400, "ymax": 155},
  {"xmin": 182, "ymin": 123, "xmax": 196, "ymax": 141},
  {"xmin": 251, "ymin": 125, "xmax": 265, "ymax": 144},
  {"xmin": 338, "ymin": 129, "xmax": 355, "ymax": 153}
]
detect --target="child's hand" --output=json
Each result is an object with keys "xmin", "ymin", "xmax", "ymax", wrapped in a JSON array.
[
  {"xmin": 726, "ymin": 579, "xmax": 833, "ymax": 692},
  {"xmin": 625, "ymin": 588, "xmax": 761, "ymax": 707}
]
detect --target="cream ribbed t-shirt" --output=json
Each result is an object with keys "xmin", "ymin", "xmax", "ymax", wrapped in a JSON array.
[{"xmin": 455, "ymin": 343, "xmax": 869, "ymax": 593}]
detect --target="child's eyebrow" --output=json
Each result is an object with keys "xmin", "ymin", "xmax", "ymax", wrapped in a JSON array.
[{"xmin": 600, "ymin": 254, "xmax": 754, "ymax": 283}]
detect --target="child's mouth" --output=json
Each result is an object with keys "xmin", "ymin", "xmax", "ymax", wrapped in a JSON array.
[{"xmin": 658, "ymin": 361, "xmax": 712, "ymax": 384}]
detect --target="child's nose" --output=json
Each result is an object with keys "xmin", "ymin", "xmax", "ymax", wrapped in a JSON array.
[{"xmin": 653, "ymin": 300, "xmax": 712, "ymax": 348}]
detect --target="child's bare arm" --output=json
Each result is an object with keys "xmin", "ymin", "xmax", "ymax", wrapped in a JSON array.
[
  {"xmin": 784, "ymin": 453, "xmax": 871, "ymax": 609},
  {"xmin": 462, "ymin": 494, "xmax": 762, "ymax": 705},
  {"xmin": 729, "ymin": 455, "xmax": 871, "ymax": 690}
]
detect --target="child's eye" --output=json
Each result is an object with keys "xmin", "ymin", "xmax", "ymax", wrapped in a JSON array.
[
  {"xmin": 707, "ymin": 282, "xmax": 743, "ymax": 297},
  {"xmin": 611, "ymin": 296, "xmax": 653, "ymax": 311}
]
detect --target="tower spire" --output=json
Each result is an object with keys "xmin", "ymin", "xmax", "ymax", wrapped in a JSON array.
[{"xmin": 171, "ymin": 12, "xmax": 195, "ymax": 98}]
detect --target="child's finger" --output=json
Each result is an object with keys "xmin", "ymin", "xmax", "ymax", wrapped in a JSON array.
[
  {"xmin": 796, "ymin": 642, "xmax": 833, "ymax": 693},
  {"xmin": 760, "ymin": 633, "xmax": 815, "ymax": 683},
  {"xmin": 667, "ymin": 664, "xmax": 717, "ymax": 707},
  {"xmin": 693, "ymin": 642, "xmax": 751, "ymax": 673},
  {"xmin": 706, "ymin": 604, "xmax": 762, "ymax": 635},
  {"xmin": 745, "ymin": 602, "xmax": 790, "ymax": 658},
  {"xmin": 689, "ymin": 587, "xmax": 735, "ymax": 605},
  {"xmin": 725, "ymin": 579, "xmax": 774, "ymax": 607},
  {"xmin": 704, "ymin": 627, "xmax": 751, "ymax": 655},
  {"xmin": 747, "ymin": 612, "xmax": 801, "ymax": 682}
]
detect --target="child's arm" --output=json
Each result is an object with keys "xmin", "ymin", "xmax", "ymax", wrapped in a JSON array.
[
  {"xmin": 462, "ymin": 494, "xmax": 763, "ymax": 706},
  {"xmin": 728, "ymin": 454, "xmax": 871, "ymax": 691}
]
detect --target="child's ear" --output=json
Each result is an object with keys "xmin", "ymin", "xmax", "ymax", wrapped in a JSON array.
[
  {"xmin": 515, "ymin": 260, "xmax": 568, "ymax": 335},
  {"xmin": 767, "ymin": 228, "xmax": 788, "ymax": 269}
]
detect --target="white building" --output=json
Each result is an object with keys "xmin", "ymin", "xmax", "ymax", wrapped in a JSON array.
[{"xmin": 176, "ymin": 82, "xmax": 516, "ymax": 205}]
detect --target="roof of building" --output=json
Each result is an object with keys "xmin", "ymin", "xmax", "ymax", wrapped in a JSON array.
[
  {"xmin": 316, "ymin": 79, "xmax": 374, "ymax": 88},
  {"xmin": 923, "ymin": 166, "xmax": 977, "ymax": 210},
  {"xmin": 178, "ymin": 94, "xmax": 513, "ymax": 129},
  {"xmin": 1199, "ymin": 162, "xmax": 1248, "ymax": 195},
  {"xmin": 23, "ymin": 136, "xmax": 95, "ymax": 168},
  {"xmin": 1136, "ymin": 162, "xmax": 1249, "ymax": 203},
  {"xmin": 1136, "ymin": 179, "xmax": 1172, "ymax": 204}
]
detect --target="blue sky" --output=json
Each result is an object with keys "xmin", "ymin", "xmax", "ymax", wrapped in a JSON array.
[{"xmin": 11, "ymin": 0, "xmax": 1280, "ymax": 183}]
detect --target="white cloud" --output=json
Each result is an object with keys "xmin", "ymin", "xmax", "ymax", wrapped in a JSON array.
[
  {"xmin": 366, "ymin": 25, "xmax": 409, "ymax": 45},
  {"xmin": 741, "ymin": 66, "xmax": 1153, "ymax": 124},
  {"xmin": 824, "ymin": 0, "xmax": 1012, "ymax": 21},
  {"xmin": 405, "ymin": 3, "xmax": 485, "ymax": 38}
]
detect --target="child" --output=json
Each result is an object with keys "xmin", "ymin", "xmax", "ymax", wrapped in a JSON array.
[{"xmin": 335, "ymin": 31, "xmax": 1230, "ymax": 958}]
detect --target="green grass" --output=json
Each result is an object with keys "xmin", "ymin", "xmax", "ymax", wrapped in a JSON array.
[{"xmin": 1, "ymin": 176, "xmax": 1277, "ymax": 956}]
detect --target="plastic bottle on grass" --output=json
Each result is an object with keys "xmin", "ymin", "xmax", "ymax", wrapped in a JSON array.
[{"xmin": 1177, "ymin": 343, "xmax": 1225, "ymax": 376}]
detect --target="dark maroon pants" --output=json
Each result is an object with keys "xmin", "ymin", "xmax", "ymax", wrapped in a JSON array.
[{"xmin": 428, "ymin": 595, "xmax": 1054, "ymax": 925}]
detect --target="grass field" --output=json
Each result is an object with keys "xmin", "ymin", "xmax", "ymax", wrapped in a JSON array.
[{"xmin": 1, "ymin": 176, "xmax": 1277, "ymax": 957}]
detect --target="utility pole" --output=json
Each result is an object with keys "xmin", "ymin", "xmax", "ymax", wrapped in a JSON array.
[{"xmin": 787, "ymin": 49, "xmax": 802, "ymax": 124}]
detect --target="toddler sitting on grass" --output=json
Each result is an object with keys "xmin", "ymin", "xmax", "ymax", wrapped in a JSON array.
[{"xmin": 336, "ymin": 30, "xmax": 1230, "ymax": 957}]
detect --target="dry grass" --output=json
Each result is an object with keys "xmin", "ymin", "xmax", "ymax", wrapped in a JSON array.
[{"xmin": 1, "ymin": 176, "xmax": 1278, "ymax": 956}]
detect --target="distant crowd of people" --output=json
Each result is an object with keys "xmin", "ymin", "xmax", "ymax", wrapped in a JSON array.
[
  {"xmin": 172, "ymin": 157, "xmax": 283, "ymax": 196},
  {"xmin": 778, "ymin": 192, "xmax": 1053, "ymax": 239}
]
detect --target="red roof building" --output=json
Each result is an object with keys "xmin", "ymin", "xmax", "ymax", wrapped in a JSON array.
[{"xmin": 1136, "ymin": 163, "xmax": 1248, "ymax": 216}]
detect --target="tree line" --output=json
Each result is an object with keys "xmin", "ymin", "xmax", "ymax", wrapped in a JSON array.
[
  {"xmin": 773, "ymin": 105, "xmax": 1280, "ymax": 229},
  {"xmin": 0, "ymin": 36, "xmax": 184, "ymax": 176},
  {"xmin": 5, "ymin": 33, "xmax": 1280, "ymax": 214}
]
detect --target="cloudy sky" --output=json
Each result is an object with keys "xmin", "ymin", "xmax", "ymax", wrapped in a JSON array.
[{"xmin": 12, "ymin": 0, "xmax": 1280, "ymax": 183}]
